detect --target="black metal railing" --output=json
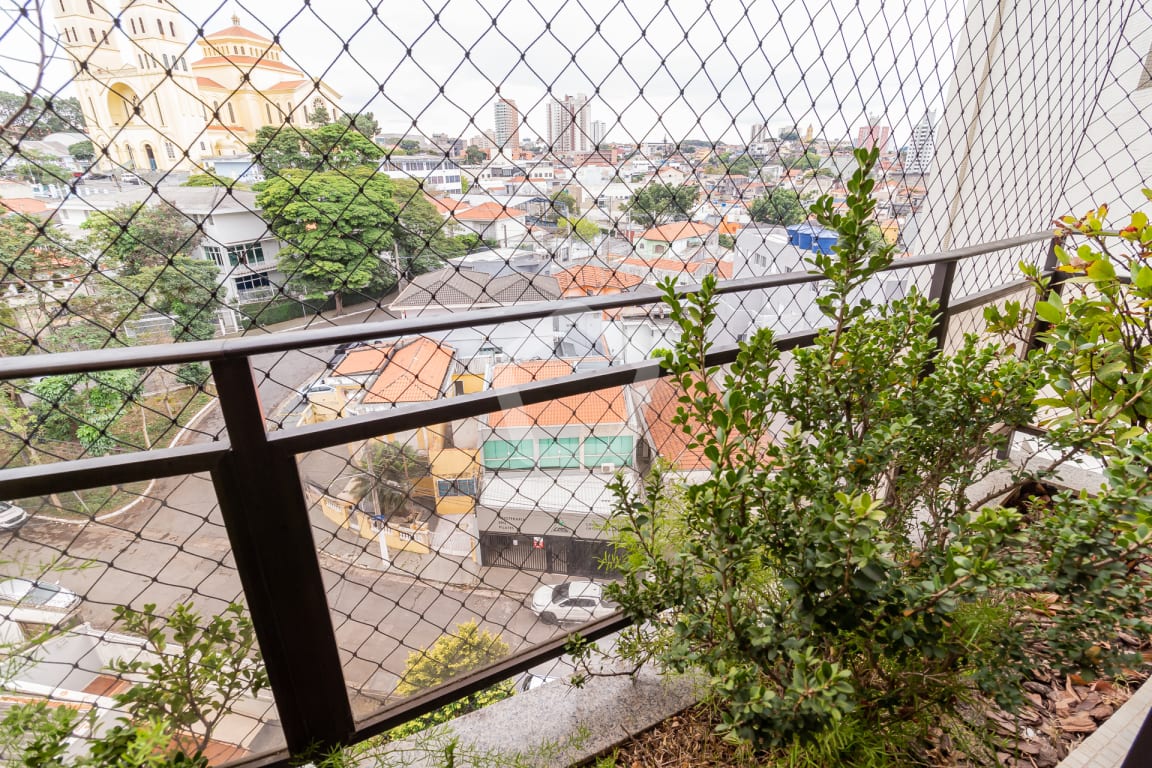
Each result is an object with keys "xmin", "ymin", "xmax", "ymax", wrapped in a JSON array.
[{"xmin": 0, "ymin": 230, "xmax": 1062, "ymax": 764}]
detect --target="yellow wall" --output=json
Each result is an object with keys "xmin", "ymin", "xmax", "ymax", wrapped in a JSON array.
[{"xmin": 453, "ymin": 372, "xmax": 485, "ymax": 394}]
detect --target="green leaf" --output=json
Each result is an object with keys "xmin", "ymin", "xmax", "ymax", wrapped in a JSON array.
[{"xmin": 1035, "ymin": 300, "xmax": 1065, "ymax": 324}]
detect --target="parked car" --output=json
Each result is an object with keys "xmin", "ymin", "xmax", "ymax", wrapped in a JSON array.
[
  {"xmin": 120, "ymin": 172, "xmax": 142, "ymax": 185},
  {"xmin": 0, "ymin": 502, "xmax": 28, "ymax": 530},
  {"xmin": 301, "ymin": 383, "xmax": 335, "ymax": 397},
  {"xmin": 530, "ymin": 580, "xmax": 616, "ymax": 625},
  {"xmin": 0, "ymin": 578, "xmax": 80, "ymax": 610},
  {"xmin": 517, "ymin": 671, "xmax": 559, "ymax": 692}
]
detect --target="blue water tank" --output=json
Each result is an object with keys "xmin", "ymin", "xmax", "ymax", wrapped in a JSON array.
[
  {"xmin": 795, "ymin": 227, "xmax": 815, "ymax": 250},
  {"xmin": 814, "ymin": 232, "xmax": 839, "ymax": 254},
  {"xmin": 784, "ymin": 224, "xmax": 803, "ymax": 247}
]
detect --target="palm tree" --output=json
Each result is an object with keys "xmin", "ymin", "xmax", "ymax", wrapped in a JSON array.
[{"xmin": 348, "ymin": 439, "xmax": 431, "ymax": 523}]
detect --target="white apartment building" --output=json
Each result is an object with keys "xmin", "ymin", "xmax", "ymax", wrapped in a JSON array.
[
  {"xmin": 546, "ymin": 94, "xmax": 591, "ymax": 154},
  {"xmin": 493, "ymin": 98, "xmax": 522, "ymax": 159},
  {"xmin": 903, "ymin": 111, "xmax": 936, "ymax": 175},
  {"xmin": 378, "ymin": 155, "xmax": 463, "ymax": 195}
]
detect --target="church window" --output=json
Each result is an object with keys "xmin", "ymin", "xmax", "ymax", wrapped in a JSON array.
[
  {"xmin": 130, "ymin": 18, "xmax": 136, "ymax": 33},
  {"xmin": 169, "ymin": 21, "xmax": 175, "ymax": 37},
  {"xmin": 138, "ymin": 17, "xmax": 144, "ymax": 34},
  {"xmin": 71, "ymin": 27, "xmax": 77, "ymax": 41},
  {"xmin": 162, "ymin": 53, "xmax": 169, "ymax": 68},
  {"xmin": 181, "ymin": 58, "xmax": 187, "ymax": 71},
  {"xmin": 265, "ymin": 103, "xmax": 273, "ymax": 123},
  {"xmin": 86, "ymin": 0, "xmax": 93, "ymax": 13},
  {"xmin": 165, "ymin": 142, "xmax": 176, "ymax": 159},
  {"xmin": 212, "ymin": 100, "xmax": 219, "ymax": 120},
  {"xmin": 153, "ymin": 97, "xmax": 164, "ymax": 124},
  {"xmin": 157, "ymin": 19, "xmax": 164, "ymax": 36},
  {"xmin": 227, "ymin": 102, "xmax": 235, "ymax": 123},
  {"xmin": 59, "ymin": 0, "xmax": 64, "ymax": 12},
  {"xmin": 200, "ymin": 141, "xmax": 207, "ymax": 151},
  {"xmin": 89, "ymin": 27, "xmax": 96, "ymax": 42},
  {"xmin": 137, "ymin": 53, "xmax": 143, "ymax": 68}
]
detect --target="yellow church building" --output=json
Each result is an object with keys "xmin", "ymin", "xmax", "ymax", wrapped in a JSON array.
[{"xmin": 53, "ymin": 1, "xmax": 344, "ymax": 172}]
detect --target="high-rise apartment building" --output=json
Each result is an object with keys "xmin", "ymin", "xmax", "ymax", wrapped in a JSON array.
[
  {"xmin": 748, "ymin": 122, "xmax": 770, "ymax": 144},
  {"xmin": 493, "ymin": 97, "xmax": 521, "ymax": 159},
  {"xmin": 856, "ymin": 115, "xmax": 892, "ymax": 153},
  {"xmin": 904, "ymin": 111, "xmax": 936, "ymax": 174},
  {"xmin": 547, "ymin": 94, "xmax": 591, "ymax": 153},
  {"xmin": 591, "ymin": 120, "xmax": 606, "ymax": 146}
]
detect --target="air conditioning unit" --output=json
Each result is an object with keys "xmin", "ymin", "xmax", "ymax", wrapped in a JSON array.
[{"xmin": 598, "ymin": 462, "xmax": 617, "ymax": 475}]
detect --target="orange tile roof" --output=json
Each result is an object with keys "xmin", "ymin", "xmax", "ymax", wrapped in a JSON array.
[
  {"xmin": 333, "ymin": 343, "xmax": 395, "ymax": 376},
  {"xmin": 488, "ymin": 359, "xmax": 628, "ymax": 428},
  {"xmin": 195, "ymin": 76, "xmax": 227, "ymax": 89},
  {"xmin": 452, "ymin": 202, "xmax": 527, "ymax": 221},
  {"xmin": 363, "ymin": 338, "xmax": 454, "ymax": 404},
  {"xmin": 0, "ymin": 198, "xmax": 47, "ymax": 215},
  {"xmin": 204, "ymin": 24, "xmax": 274, "ymax": 44},
  {"xmin": 425, "ymin": 195, "xmax": 470, "ymax": 215},
  {"xmin": 554, "ymin": 265, "xmax": 644, "ymax": 294},
  {"xmin": 641, "ymin": 378, "xmax": 709, "ymax": 471},
  {"xmin": 639, "ymin": 221, "xmax": 714, "ymax": 243},
  {"xmin": 265, "ymin": 79, "xmax": 308, "ymax": 91},
  {"xmin": 193, "ymin": 56, "xmax": 302, "ymax": 75}
]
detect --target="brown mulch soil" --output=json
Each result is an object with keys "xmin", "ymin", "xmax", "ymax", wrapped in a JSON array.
[{"xmin": 589, "ymin": 635, "xmax": 1151, "ymax": 768}]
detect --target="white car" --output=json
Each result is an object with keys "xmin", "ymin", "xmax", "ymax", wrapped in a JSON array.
[
  {"xmin": 0, "ymin": 502, "xmax": 28, "ymax": 530},
  {"xmin": 530, "ymin": 580, "xmax": 616, "ymax": 626},
  {"xmin": 0, "ymin": 578, "xmax": 80, "ymax": 610}
]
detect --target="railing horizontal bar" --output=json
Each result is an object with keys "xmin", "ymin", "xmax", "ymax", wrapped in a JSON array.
[
  {"xmin": 948, "ymin": 276, "xmax": 1039, "ymax": 315},
  {"xmin": 0, "ymin": 441, "xmax": 229, "ymax": 499},
  {"xmin": 269, "ymin": 330, "xmax": 820, "ymax": 455},
  {"xmin": 0, "ymin": 231, "xmax": 1052, "ymax": 379},
  {"xmin": 352, "ymin": 610, "xmax": 635, "ymax": 742}
]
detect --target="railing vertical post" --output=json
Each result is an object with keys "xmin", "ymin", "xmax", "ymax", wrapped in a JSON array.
[
  {"xmin": 208, "ymin": 357, "xmax": 354, "ymax": 756},
  {"xmin": 926, "ymin": 259, "xmax": 958, "ymax": 364}
]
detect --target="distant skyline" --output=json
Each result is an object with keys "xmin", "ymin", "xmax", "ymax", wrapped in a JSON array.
[{"xmin": 1, "ymin": 0, "xmax": 963, "ymax": 148}]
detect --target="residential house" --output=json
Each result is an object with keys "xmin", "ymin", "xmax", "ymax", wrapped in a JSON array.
[
  {"xmin": 631, "ymin": 221, "xmax": 717, "ymax": 259},
  {"xmin": 476, "ymin": 358, "xmax": 643, "ymax": 577},
  {"xmin": 450, "ymin": 201, "xmax": 530, "ymax": 247}
]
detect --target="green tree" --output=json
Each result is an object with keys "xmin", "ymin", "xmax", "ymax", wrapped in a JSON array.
[
  {"xmin": 257, "ymin": 167, "xmax": 398, "ymax": 314},
  {"xmin": 748, "ymin": 188, "xmax": 807, "ymax": 226},
  {"xmin": 81, "ymin": 202, "xmax": 202, "ymax": 275},
  {"xmin": 718, "ymin": 233, "xmax": 734, "ymax": 249},
  {"xmin": 463, "ymin": 145, "xmax": 486, "ymax": 164},
  {"xmin": 621, "ymin": 183, "xmax": 698, "ymax": 228},
  {"xmin": 31, "ymin": 368, "xmax": 142, "ymax": 455},
  {"xmin": 557, "ymin": 216, "xmax": 600, "ymax": 244},
  {"xmin": 336, "ymin": 111, "xmax": 380, "ymax": 138},
  {"xmin": 549, "ymin": 189, "xmax": 578, "ymax": 219},
  {"xmin": 247, "ymin": 123, "xmax": 383, "ymax": 175},
  {"xmin": 0, "ymin": 91, "xmax": 84, "ymax": 138},
  {"xmin": 308, "ymin": 101, "xmax": 332, "ymax": 125},
  {"xmin": 390, "ymin": 621, "xmax": 513, "ymax": 737},
  {"xmin": 390, "ymin": 178, "xmax": 451, "ymax": 274},
  {"xmin": 606, "ymin": 149, "xmax": 1152, "ymax": 753},
  {"xmin": 351, "ymin": 439, "xmax": 432, "ymax": 519},
  {"xmin": 788, "ymin": 150, "xmax": 822, "ymax": 171},
  {"xmin": 0, "ymin": 216, "xmax": 74, "ymax": 285},
  {"xmin": 68, "ymin": 139, "xmax": 94, "ymax": 164},
  {"xmin": 182, "ymin": 172, "xmax": 239, "ymax": 188},
  {"xmin": 108, "ymin": 603, "xmax": 269, "ymax": 755},
  {"xmin": 399, "ymin": 139, "xmax": 421, "ymax": 152},
  {"xmin": 7, "ymin": 148, "xmax": 71, "ymax": 184}
]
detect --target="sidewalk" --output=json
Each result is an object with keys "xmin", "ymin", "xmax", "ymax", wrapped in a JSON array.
[{"xmin": 1058, "ymin": 678, "xmax": 1151, "ymax": 768}]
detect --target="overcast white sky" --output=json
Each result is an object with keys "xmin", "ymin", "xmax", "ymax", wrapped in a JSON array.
[{"xmin": 2, "ymin": 0, "xmax": 964, "ymax": 146}]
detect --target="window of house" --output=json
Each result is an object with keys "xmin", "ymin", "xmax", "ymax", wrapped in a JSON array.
[
  {"xmin": 162, "ymin": 52, "xmax": 169, "ymax": 67},
  {"xmin": 583, "ymin": 436, "xmax": 633, "ymax": 467},
  {"xmin": 130, "ymin": 18, "xmax": 137, "ymax": 33},
  {"xmin": 436, "ymin": 478, "xmax": 477, "ymax": 498},
  {"xmin": 265, "ymin": 103, "xmax": 273, "ymax": 123},
  {"xmin": 180, "ymin": 57, "xmax": 187, "ymax": 71},
  {"xmin": 234, "ymin": 272, "xmax": 271, "ymax": 292},
  {"xmin": 202, "ymin": 245, "xmax": 224, "ymax": 266},
  {"xmin": 165, "ymin": 142, "xmax": 176, "ymax": 159},
  {"xmin": 86, "ymin": 0, "xmax": 93, "ymax": 13},
  {"xmin": 89, "ymin": 27, "xmax": 96, "ymax": 42},
  {"xmin": 481, "ymin": 439, "xmax": 534, "ymax": 469},
  {"xmin": 654, "ymin": 244, "xmax": 666, "ymax": 254},
  {"xmin": 200, "ymin": 141, "xmax": 207, "ymax": 150},
  {"xmin": 212, "ymin": 100, "xmax": 219, "ymax": 120},
  {"xmin": 169, "ymin": 21, "xmax": 175, "ymax": 37},
  {"xmin": 538, "ymin": 437, "xmax": 580, "ymax": 468},
  {"xmin": 225, "ymin": 241, "xmax": 265, "ymax": 266}
]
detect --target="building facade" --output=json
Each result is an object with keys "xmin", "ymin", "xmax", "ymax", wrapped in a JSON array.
[
  {"xmin": 52, "ymin": 3, "xmax": 342, "ymax": 172},
  {"xmin": 493, "ymin": 98, "xmax": 522, "ymax": 159},
  {"xmin": 546, "ymin": 94, "xmax": 591, "ymax": 154},
  {"xmin": 904, "ymin": 111, "xmax": 936, "ymax": 175},
  {"xmin": 856, "ymin": 114, "xmax": 892, "ymax": 153}
]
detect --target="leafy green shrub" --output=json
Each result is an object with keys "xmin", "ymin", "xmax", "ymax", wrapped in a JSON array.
[{"xmin": 606, "ymin": 149, "xmax": 1152, "ymax": 753}]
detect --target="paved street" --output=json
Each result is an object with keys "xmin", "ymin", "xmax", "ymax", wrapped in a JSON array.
[{"xmin": 0, "ymin": 302, "xmax": 561, "ymax": 712}]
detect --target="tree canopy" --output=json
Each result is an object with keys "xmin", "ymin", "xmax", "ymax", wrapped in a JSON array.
[
  {"xmin": 0, "ymin": 91, "xmax": 84, "ymax": 138},
  {"xmin": 247, "ymin": 124, "xmax": 384, "ymax": 175},
  {"xmin": 257, "ymin": 167, "xmax": 398, "ymax": 313},
  {"xmin": 558, "ymin": 216, "xmax": 601, "ymax": 243},
  {"xmin": 748, "ymin": 188, "xmax": 807, "ymax": 226},
  {"xmin": 463, "ymin": 145, "xmax": 486, "ymax": 164},
  {"xmin": 81, "ymin": 202, "xmax": 203, "ymax": 275},
  {"xmin": 622, "ymin": 183, "xmax": 698, "ymax": 228},
  {"xmin": 336, "ymin": 111, "xmax": 380, "ymax": 139}
]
